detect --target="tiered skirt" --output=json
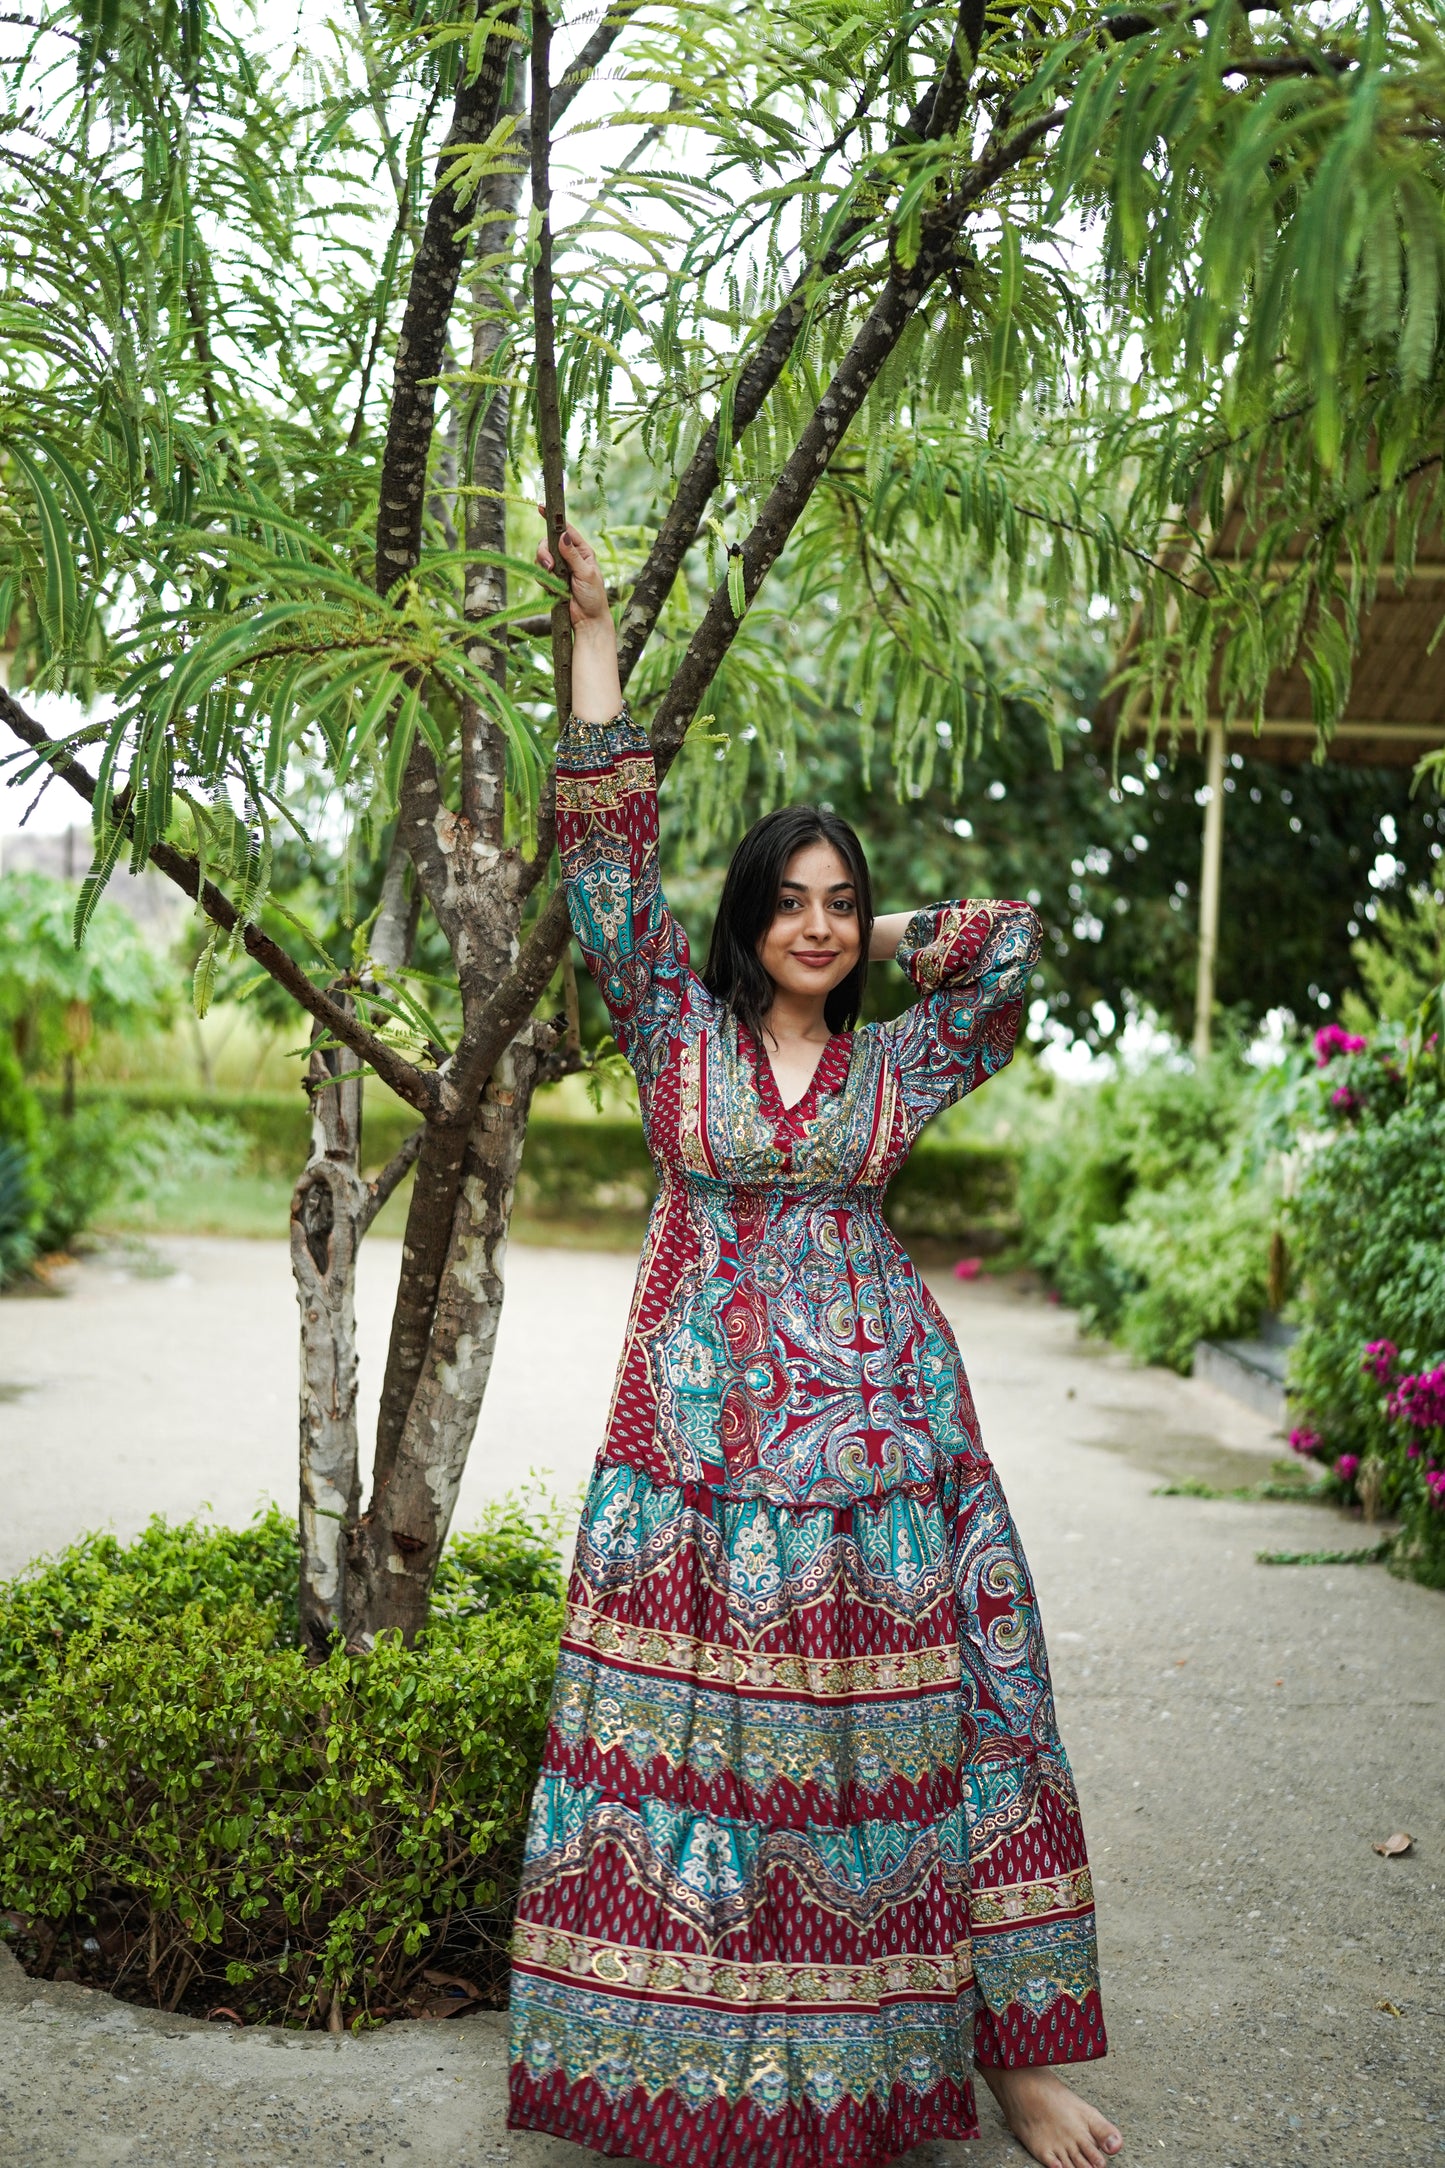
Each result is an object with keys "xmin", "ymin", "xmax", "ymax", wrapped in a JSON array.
[{"xmin": 507, "ymin": 1452, "xmax": 1105, "ymax": 2168}]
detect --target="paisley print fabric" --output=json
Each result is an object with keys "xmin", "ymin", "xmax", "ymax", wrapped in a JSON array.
[{"xmin": 507, "ymin": 708, "xmax": 1106, "ymax": 2167}]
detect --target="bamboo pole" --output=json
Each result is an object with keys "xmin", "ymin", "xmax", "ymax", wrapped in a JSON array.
[{"xmin": 1193, "ymin": 719, "xmax": 1226, "ymax": 1062}]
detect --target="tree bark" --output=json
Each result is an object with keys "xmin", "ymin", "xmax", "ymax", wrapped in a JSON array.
[
  {"xmin": 292, "ymin": 1015, "xmax": 367, "ymax": 1656},
  {"xmin": 367, "ymin": 63, "xmax": 531, "ymax": 1505},
  {"xmin": 344, "ymin": 1020, "xmax": 563, "ymax": 1643},
  {"xmin": 374, "ymin": 11, "xmax": 520, "ymax": 598}
]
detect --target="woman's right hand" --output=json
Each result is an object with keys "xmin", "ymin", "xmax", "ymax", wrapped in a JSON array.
[{"xmin": 536, "ymin": 509, "xmax": 612, "ymax": 635}]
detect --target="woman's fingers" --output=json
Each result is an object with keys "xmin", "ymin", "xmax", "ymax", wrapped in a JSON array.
[{"xmin": 536, "ymin": 502, "xmax": 596, "ymax": 571}]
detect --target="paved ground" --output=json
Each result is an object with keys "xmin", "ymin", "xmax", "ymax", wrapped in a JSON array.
[{"xmin": 1, "ymin": 1240, "xmax": 1442, "ymax": 2167}]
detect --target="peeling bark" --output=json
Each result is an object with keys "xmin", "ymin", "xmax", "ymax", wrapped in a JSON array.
[
  {"xmin": 345, "ymin": 1022, "xmax": 564, "ymax": 1644},
  {"xmin": 292, "ymin": 1018, "xmax": 368, "ymax": 1655}
]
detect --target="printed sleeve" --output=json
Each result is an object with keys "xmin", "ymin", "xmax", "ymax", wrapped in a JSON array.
[
  {"xmin": 878, "ymin": 898, "xmax": 1042, "ymax": 1133},
  {"xmin": 555, "ymin": 705, "xmax": 699, "ymax": 1078}
]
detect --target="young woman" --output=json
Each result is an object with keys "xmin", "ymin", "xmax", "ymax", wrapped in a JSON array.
[{"xmin": 507, "ymin": 519, "xmax": 1122, "ymax": 2168}]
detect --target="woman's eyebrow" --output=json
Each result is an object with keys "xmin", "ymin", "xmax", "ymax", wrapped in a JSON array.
[{"xmin": 778, "ymin": 877, "xmax": 856, "ymax": 894}]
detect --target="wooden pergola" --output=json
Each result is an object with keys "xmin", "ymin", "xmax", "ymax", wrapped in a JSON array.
[{"xmin": 1101, "ymin": 525, "xmax": 1445, "ymax": 1058}]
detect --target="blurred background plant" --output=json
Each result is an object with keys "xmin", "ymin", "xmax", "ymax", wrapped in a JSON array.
[{"xmin": 0, "ymin": 872, "xmax": 173, "ymax": 1278}]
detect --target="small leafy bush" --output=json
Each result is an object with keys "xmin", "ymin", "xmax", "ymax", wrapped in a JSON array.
[
  {"xmin": 0, "ymin": 1506, "xmax": 565, "ymax": 2025},
  {"xmin": 1018, "ymin": 1054, "xmax": 1266, "ymax": 1351},
  {"xmin": 1097, "ymin": 1174, "xmax": 1274, "ymax": 1372},
  {"xmin": 0, "ymin": 1035, "xmax": 43, "ymax": 1281},
  {"xmin": 34, "ymin": 1102, "xmax": 130, "ymax": 1252},
  {"xmin": 0, "ymin": 1137, "xmax": 37, "ymax": 1283}
]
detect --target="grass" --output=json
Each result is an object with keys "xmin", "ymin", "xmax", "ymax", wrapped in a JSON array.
[{"xmin": 1256, "ymin": 1540, "xmax": 1395, "ymax": 1567}]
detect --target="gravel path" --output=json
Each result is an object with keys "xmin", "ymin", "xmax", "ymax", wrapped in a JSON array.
[{"xmin": 1, "ymin": 1240, "xmax": 1441, "ymax": 2167}]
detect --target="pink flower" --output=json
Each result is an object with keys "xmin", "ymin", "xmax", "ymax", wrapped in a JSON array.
[
  {"xmin": 1425, "ymin": 1469, "xmax": 1445, "ymax": 1507},
  {"xmin": 1330, "ymin": 1085, "xmax": 1359, "ymax": 1111},
  {"xmin": 1334, "ymin": 1453, "xmax": 1360, "ymax": 1483},
  {"xmin": 1289, "ymin": 1426, "xmax": 1323, "ymax": 1458},
  {"xmin": 1388, "ymin": 1366, "xmax": 1445, "ymax": 1429},
  {"xmin": 1362, "ymin": 1340, "xmax": 1398, "ymax": 1383},
  {"xmin": 1314, "ymin": 1024, "xmax": 1368, "ymax": 1067},
  {"xmin": 953, "ymin": 1258, "xmax": 983, "ymax": 1281}
]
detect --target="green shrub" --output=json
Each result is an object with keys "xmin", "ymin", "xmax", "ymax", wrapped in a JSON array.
[
  {"xmin": 33, "ymin": 1102, "xmax": 130, "ymax": 1252},
  {"xmin": 0, "ymin": 1507, "xmax": 565, "ymax": 2024},
  {"xmin": 0, "ymin": 1031, "xmax": 43, "ymax": 1160},
  {"xmin": 516, "ymin": 1114, "xmax": 655, "ymax": 1219},
  {"xmin": 1018, "ymin": 1056, "xmax": 1259, "ymax": 1334},
  {"xmin": 1097, "ymin": 1174, "xmax": 1275, "ymax": 1371},
  {"xmin": 1287, "ymin": 1056, "xmax": 1445, "ymax": 1587},
  {"xmin": 29, "ymin": 1084, "xmax": 1022, "ymax": 1246},
  {"xmin": 0, "ymin": 1035, "xmax": 43, "ymax": 1280},
  {"xmin": 35, "ymin": 1083, "xmax": 421, "ymax": 1179},
  {"xmin": 0, "ymin": 1138, "xmax": 37, "ymax": 1283},
  {"xmin": 883, "ymin": 1138, "xmax": 1020, "ymax": 1247}
]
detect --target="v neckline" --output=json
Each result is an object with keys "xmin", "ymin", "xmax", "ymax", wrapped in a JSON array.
[{"xmin": 746, "ymin": 1024, "xmax": 852, "ymax": 1127}]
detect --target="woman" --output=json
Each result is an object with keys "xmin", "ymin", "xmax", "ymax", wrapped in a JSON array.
[{"xmin": 507, "ymin": 520, "xmax": 1122, "ymax": 2168}]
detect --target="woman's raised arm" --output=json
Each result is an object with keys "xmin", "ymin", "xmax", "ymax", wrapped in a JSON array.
[{"xmin": 544, "ymin": 517, "xmax": 701, "ymax": 1083}]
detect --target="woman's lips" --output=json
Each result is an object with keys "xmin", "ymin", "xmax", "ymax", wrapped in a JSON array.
[{"xmin": 792, "ymin": 952, "xmax": 837, "ymax": 969}]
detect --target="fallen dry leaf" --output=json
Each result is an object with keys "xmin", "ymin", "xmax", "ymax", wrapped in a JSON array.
[
  {"xmin": 206, "ymin": 2006, "xmax": 245, "ymax": 2027},
  {"xmin": 420, "ymin": 1967, "xmax": 480, "ymax": 1996},
  {"xmin": 1372, "ymin": 1832, "xmax": 1413, "ymax": 1857},
  {"xmin": 1375, "ymin": 2000, "xmax": 1402, "ymax": 2018}
]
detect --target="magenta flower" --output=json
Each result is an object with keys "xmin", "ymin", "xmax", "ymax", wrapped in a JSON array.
[
  {"xmin": 1388, "ymin": 1366, "xmax": 1445, "ymax": 1429},
  {"xmin": 1334, "ymin": 1453, "xmax": 1360, "ymax": 1483},
  {"xmin": 1425, "ymin": 1469, "xmax": 1445, "ymax": 1508},
  {"xmin": 1314, "ymin": 1024, "xmax": 1368, "ymax": 1067},
  {"xmin": 1330, "ymin": 1085, "xmax": 1359, "ymax": 1111},
  {"xmin": 1362, "ymin": 1340, "xmax": 1398, "ymax": 1383},
  {"xmin": 1289, "ymin": 1426, "xmax": 1323, "ymax": 1457},
  {"xmin": 953, "ymin": 1258, "xmax": 983, "ymax": 1281}
]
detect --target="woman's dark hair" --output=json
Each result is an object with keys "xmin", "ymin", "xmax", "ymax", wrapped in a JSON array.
[{"xmin": 702, "ymin": 804, "xmax": 873, "ymax": 1042}]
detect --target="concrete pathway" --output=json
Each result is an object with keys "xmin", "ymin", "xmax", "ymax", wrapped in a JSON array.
[{"xmin": 1, "ymin": 1243, "xmax": 1442, "ymax": 2167}]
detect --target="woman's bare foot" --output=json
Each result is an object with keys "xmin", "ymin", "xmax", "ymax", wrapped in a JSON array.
[{"xmin": 979, "ymin": 2067, "xmax": 1123, "ymax": 2168}]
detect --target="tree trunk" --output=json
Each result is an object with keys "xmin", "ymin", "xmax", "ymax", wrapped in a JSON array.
[
  {"xmin": 343, "ymin": 1020, "xmax": 561, "ymax": 1642},
  {"xmin": 291, "ymin": 1017, "xmax": 368, "ymax": 1655}
]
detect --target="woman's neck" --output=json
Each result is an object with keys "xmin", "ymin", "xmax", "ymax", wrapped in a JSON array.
[{"xmin": 759, "ymin": 984, "xmax": 832, "ymax": 1048}]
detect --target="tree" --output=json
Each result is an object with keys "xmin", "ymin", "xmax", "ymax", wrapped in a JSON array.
[{"xmin": 3, "ymin": 0, "xmax": 1444, "ymax": 1644}]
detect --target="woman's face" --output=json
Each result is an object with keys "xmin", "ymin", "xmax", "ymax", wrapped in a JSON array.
[{"xmin": 756, "ymin": 840, "xmax": 862, "ymax": 1005}]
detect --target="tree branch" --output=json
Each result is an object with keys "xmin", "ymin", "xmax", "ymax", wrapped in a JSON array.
[
  {"xmin": 374, "ymin": 8, "xmax": 521, "ymax": 597},
  {"xmin": 459, "ymin": 109, "xmax": 1068, "ymax": 1091},
  {"xmin": 0, "ymin": 690, "xmax": 440, "ymax": 1115},
  {"xmin": 549, "ymin": 0, "xmax": 634, "ymax": 126},
  {"xmin": 531, "ymin": 0, "xmax": 573, "ymax": 728},
  {"xmin": 361, "ymin": 1125, "xmax": 425, "ymax": 1231},
  {"xmin": 609, "ymin": 0, "xmax": 991, "ymax": 698},
  {"xmin": 510, "ymin": 0, "xmax": 999, "ymax": 909}
]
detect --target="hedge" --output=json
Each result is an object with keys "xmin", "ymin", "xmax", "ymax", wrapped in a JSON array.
[
  {"xmin": 0, "ymin": 1508, "xmax": 564, "ymax": 2027},
  {"xmin": 40, "ymin": 1084, "xmax": 1019, "ymax": 1245},
  {"xmin": 36, "ymin": 1082, "xmax": 418, "ymax": 1179}
]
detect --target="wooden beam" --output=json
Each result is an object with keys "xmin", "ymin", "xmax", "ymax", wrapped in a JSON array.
[{"xmin": 1193, "ymin": 719, "xmax": 1226, "ymax": 1064}]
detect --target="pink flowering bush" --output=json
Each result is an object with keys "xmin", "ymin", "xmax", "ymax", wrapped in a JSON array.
[
  {"xmin": 1313, "ymin": 1024, "xmax": 1368, "ymax": 1066},
  {"xmin": 1287, "ymin": 1046, "xmax": 1445, "ymax": 1587}
]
